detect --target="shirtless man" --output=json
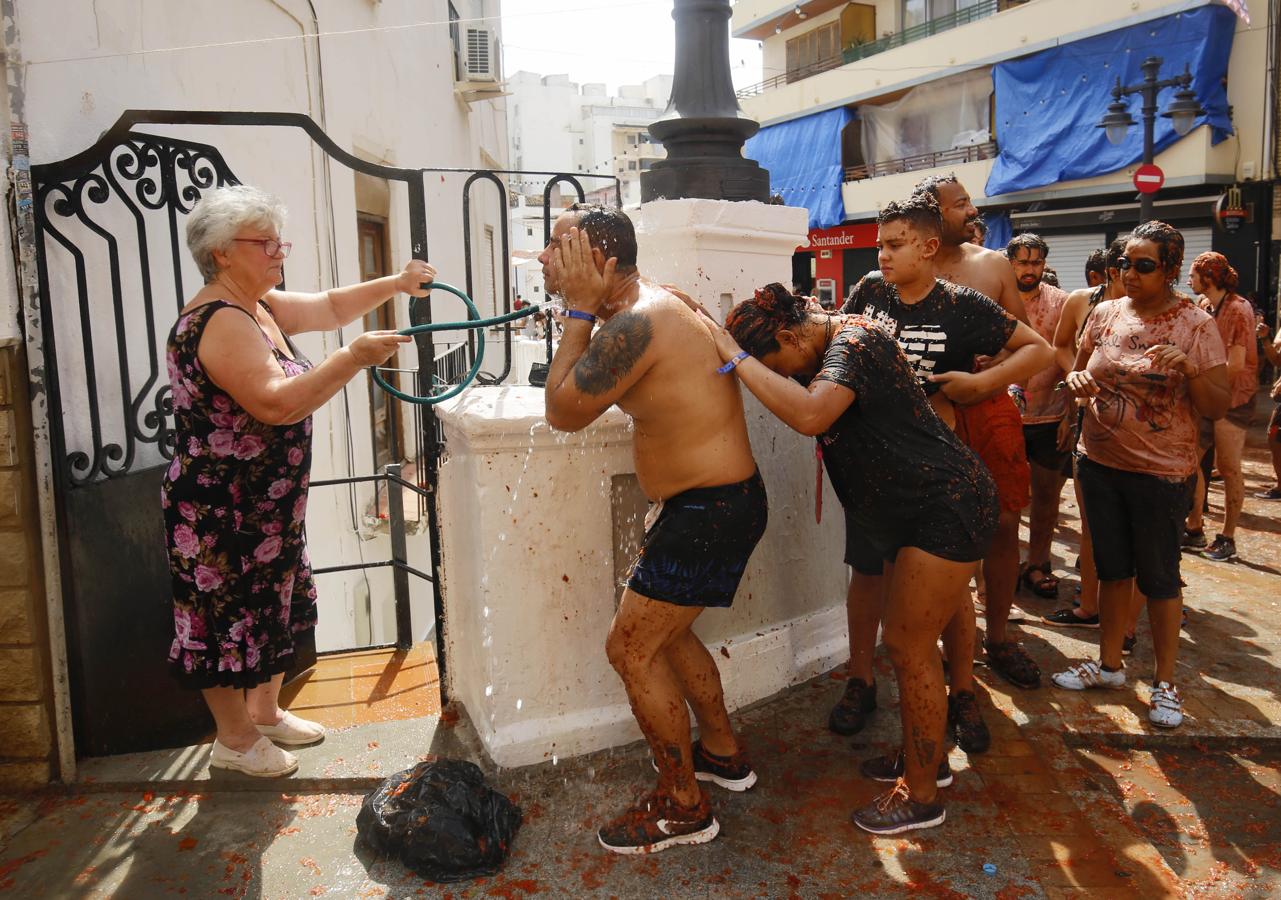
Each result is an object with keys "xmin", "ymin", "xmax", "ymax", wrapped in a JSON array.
[
  {"xmin": 911, "ymin": 175, "xmax": 1043, "ymax": 694},
  {"xmin": 1007, "ymin": 234, "xmax": 1072, "ymax": 603},
  {"xmin": 541, "ymin": 205, "xmax": 766, "ymax": 855}
]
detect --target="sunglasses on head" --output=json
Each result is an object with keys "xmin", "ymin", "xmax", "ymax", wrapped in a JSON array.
[{"xmin": 1117, "ymin": 257, "xmax": 1160, "ymax": 274}]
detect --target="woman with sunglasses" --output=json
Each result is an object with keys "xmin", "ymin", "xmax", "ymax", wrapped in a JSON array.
[
  {"xmin": 164, "ymin": 185, "xmax": 432, "ymax": 776},
  {"xmin": 1050, "ymin": 221, "xmax": 1228, "ymax": 729}
]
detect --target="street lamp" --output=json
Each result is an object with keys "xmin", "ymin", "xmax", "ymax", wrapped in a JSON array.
[{"xmin": 1097, "ymin": 56, "xmax": 1206, "ymax": 224}]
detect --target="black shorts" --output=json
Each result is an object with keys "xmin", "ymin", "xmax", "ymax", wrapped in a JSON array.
[
  {"xmin": 1270, "ymin": 404, "xmax": 1281, "ymax": 443},
  {"xmin": 1023, "ymin": 421, "xmax": 1072, "ymax": 476},
  {"xmin": 1076, "ymin": 457, "xmax": 1194, "ymax": 600},
  {"xmin": 627, "ymin": 471, "xmax": 768, "ymax": 608},
  {"xmin": 1225, "ymin": 399, "xmax": 1256, "ymax": 430},
  {"xmin": 842, "ymin": 475, "xmax": 999, "ymax": 577}
]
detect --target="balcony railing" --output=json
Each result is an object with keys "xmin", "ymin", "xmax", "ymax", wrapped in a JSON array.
[
  {"xmin": 845, "ymin": 0, "xmax": 1000, "ymax": 64},
  {"xmin": 736, "ymin": 0, "xmax": 1000, "ymax": 99},
  {"xmin": 844, "ymin": 140, "xmax": 998, "ymax": 182}
]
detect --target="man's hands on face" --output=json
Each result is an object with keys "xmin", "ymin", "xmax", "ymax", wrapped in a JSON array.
[{"xmin": 550, "ymin": 226, "xmax": 617, "ymax": 316}]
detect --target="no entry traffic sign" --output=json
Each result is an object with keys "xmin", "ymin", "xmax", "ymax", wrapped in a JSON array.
[{"xmin": 1133, "ymin": 164, "xmax": 1165, "ymax": 194}]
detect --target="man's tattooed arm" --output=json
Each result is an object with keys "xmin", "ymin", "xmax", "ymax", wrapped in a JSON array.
[{"xmin": 572, "ymin": 310, "xmax": 654, "ymax": 396}]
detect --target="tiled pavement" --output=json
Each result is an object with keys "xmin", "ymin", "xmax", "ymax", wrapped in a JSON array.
[{"xmin": 0, "ymin": 422, "xmax": 1279, "ymax": 897}]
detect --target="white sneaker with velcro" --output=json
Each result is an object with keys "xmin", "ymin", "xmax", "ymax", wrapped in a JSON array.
[
  {"xmin": 1051, "ymin": 660, "xmax": 1126, "ymax": 691},
  {"xmin": 1148, "ymin": 681, "xmax": 1184, "ymax": 728}
]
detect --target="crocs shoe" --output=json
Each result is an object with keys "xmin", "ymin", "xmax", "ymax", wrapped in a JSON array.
[
  {"xmin": 210, "ymin": 736, "xmax": 299, "ymax": 777},
  {"xmin": 1051, "ymin": 660, "xmax": 1125, "ymax": 691},
  {"xmin": 828, "ymin": 677, "xmax": 877, "ymax": 736},
  {"xmin": 1149, "ymin": 682, "xmax": 1184, "ymax": 729},
  {"xmin": 597, "ymin": 790, "xmax": 719, "ymax": 855},
  {"xmin": 851, "ymin": 779, "xmax": 946, "ymax": 835},
  {"xmin": 255, "ymin": 711, "xmax": 325, "ymax": 746},
  {"xmin": 984, "ymin": 641, "xmax": 1041, "ymax": 690},
  {"xmin": 948, "ymin": 690, "xmax": 990, "ymax": 755}
]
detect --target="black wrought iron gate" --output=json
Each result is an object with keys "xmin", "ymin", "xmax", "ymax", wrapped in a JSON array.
[{"xmin": 30, "ymin": 109, "xmax": 618, "ymax": 757}]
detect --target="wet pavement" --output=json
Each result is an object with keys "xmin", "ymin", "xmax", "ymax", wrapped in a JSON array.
[{"xmin": 2, "ymin": 418, "xmax": 1280, "ymax": 898}]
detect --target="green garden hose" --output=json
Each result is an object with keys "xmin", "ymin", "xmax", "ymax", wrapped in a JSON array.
[{"xmin": 370, "ymin": 281, "xmax": 541, "ymax": 405}]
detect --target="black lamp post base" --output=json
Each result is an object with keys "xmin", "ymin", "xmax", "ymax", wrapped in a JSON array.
[{"xmin": 641, "ymin": 116, "xmax": 770, "ymax": 203}]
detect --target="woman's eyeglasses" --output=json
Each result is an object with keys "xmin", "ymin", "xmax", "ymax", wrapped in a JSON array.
[
  {"xmin": 233, "ymin": 238, "xmax": 292, "ymax": 259},
  {"xmin": 1117, "ymin": 257, "xmax": 1160, "ymax": 274}
]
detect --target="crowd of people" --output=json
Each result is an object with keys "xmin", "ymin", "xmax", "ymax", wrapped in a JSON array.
[
  {"xmin": 533, "ymin": 178, "xmax": 1256, "ymax": 851},
  {"xmin": 161, "ymin": 180, "xmax": 1263, "ymax": 856}
]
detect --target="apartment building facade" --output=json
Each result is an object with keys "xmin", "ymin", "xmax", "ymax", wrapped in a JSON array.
[
  {"xmin": 734, "ymin": 0, "xmax": 1276, "ymax": 306},
  {"xmin": 507, "ymin": 72, "xmax": 672, "ymax": 209}
]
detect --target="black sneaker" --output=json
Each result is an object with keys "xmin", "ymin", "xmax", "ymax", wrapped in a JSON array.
[
  {"xmin": 653, "ymin": 742, "xmax": 758, "ymax": 792},
  {"xmin": 860, "ymin": 750, "xmax": 953, "ymax": 788},
  {"xmin": 1201, "ymin": 535, "xmax": 1237, "ymax": 562},
  {"xmin": 1253, "ymin": 487, "xmax": 1281, "ymax": 501},
  {"xmin": 597, "ymin": 790, "xmax": 719, "ymax": 855},
  {"xmin": 1041, "ymin": 607, "xmax": 1100, "ymax": 628},
  {"xmin": 948, "ymin": 691, "xmax": 990, "ymax": 755},
  {"xmin": 851, "ymin": 779, "xmax": 946, "ymax": 835},
  {"xmin": 828, "ymin": 677, "xmax": 876, "ymax": 736},
  {"xmin": 1122, "ymin": 634, "xmax": 1137, "ymax": 656},
  {"xmin": 1180, "ymin": 529, "xmax": 1207, "ymax": 551}
]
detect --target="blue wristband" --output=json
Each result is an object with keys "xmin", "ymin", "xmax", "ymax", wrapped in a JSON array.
[
  {"xmin": 563, "ymin": 309, "xmax": 597, "ymax": 324},
  {"xmin": 717, "ymin": 351, "xmax": 750, "ymax": 374}
]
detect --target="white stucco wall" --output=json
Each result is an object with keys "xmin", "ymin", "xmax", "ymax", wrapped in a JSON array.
[{"xmin": 16, "ymin": 0, "xmax": 509, "ymax": 652}]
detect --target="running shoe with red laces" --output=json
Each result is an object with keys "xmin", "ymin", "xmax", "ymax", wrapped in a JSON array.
[
  {"xmin": 851, "ymin": 778, "xmax": 946, "ymax": 835},
  {"xmin": 597, "ymin": 789, "xmax": 719, "ymax": 855}
]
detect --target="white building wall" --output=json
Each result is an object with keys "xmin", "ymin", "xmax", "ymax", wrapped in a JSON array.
[{"xmin": 15, "ymin": 0, "xmax": 509, "ymax": 652}]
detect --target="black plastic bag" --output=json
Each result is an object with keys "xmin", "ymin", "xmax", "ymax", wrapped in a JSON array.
[{"xmin": 356, "ymin": 759, "xmax": 522, "ymax": 883}]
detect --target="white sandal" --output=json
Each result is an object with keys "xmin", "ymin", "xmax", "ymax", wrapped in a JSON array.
[
  {"xmin": 255, "ymin": 711, "xmax": 325, "ymax": 746},
  {"xmin": 210, "ymin": 736, "xmax": 299, "ymax": 777}
]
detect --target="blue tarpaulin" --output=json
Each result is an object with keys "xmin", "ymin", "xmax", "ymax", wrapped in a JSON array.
[
  {"xmin": 745, "ymin": 106, "xmax": 855, "ymax": 229},
  {"xmin": 985, "ymin": 5, "xmax": 1235, "ymax": 197},
  {"xmin": 982, "ymin": 212, "xmax": 1013, "ymax": 252}
]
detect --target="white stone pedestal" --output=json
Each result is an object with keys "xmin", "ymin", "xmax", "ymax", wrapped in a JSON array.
[{"xmin": 434, "ymin": 201, "xmax": 850, "ymax": 770}]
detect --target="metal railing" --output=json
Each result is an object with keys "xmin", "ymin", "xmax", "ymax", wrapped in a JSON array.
[
  {"xmin": 844, "ymin": 140, "xmax": 998, "ymax": 182},
  {"xmin": 310, "ymin": 463, "xmax": 431, "ymax": 654},
  {"xmin": 736, "ymin": 0, "xmax": 1000, "ymax": 98},
  {"xmin": 434, "ymin": 340, "xmax": 473, "ymax": 385}
]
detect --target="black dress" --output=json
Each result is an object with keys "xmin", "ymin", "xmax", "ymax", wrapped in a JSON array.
[{"xmin": 161, "ymin": 300, "xmax": 318, "ymax": 689}]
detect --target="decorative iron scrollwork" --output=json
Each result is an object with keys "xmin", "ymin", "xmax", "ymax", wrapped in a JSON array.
[{"xmin": 34, "ymin": 132, "xmax": 239, "ymax": 487}]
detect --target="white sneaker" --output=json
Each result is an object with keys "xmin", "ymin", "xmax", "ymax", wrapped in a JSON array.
[
  {"xmin": 1149, "ymin": 682, "xmax": 1184, "ymax": 728},
  {"xmin": 255, "ymin": 711, "xmax": 325, "ymax": 746},
  {"xmin": 1051, "ymin": 660, "xmax": 1126, "ymax": 691},
  {"xmin": 210, "ymin": 736, "xmax": 299, "ymax": 777}
]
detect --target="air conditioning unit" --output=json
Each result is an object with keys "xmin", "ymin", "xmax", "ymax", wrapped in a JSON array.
[{"xmin": 462, "ymin": 26, "xmax": 497, "ymax": 82}]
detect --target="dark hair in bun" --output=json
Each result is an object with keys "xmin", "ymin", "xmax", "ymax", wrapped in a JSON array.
[{"xmin": 726, "ymin": 283, "xmax": 809, "ymax": 358}]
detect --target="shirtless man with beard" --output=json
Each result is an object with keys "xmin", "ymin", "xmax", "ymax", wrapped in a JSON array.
[{"xmin": 541, "ymin": 204, "xmax": 766, "ymax": 856}]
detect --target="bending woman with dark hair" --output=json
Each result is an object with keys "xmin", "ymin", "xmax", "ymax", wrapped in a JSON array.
[
  {"xmin": 696, "ymin": 283, "xmax": 997, "ymax": 835},
  {"xmin": 1050, "ymin": 222, "xmax": 1229, "ymax": 729}
]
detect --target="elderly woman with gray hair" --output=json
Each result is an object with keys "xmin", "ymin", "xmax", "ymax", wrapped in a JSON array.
[{"xmin": 163, "ymin": 185, "xmax": 432, "ymax": 777}]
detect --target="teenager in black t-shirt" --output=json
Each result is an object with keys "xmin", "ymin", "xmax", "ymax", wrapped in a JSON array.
[
  {"xmin": 821, "ymin": 199, "xmax": 1051, "ymax": 761},
  {"xmin": 690, "ymin": 276, "xmax": 998, "ymax": 836}
]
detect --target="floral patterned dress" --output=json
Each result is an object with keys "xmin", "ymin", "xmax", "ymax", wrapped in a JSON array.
[{"xmin": 162, "ymin": 300, "xmax": 318, "ymax": 689}]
